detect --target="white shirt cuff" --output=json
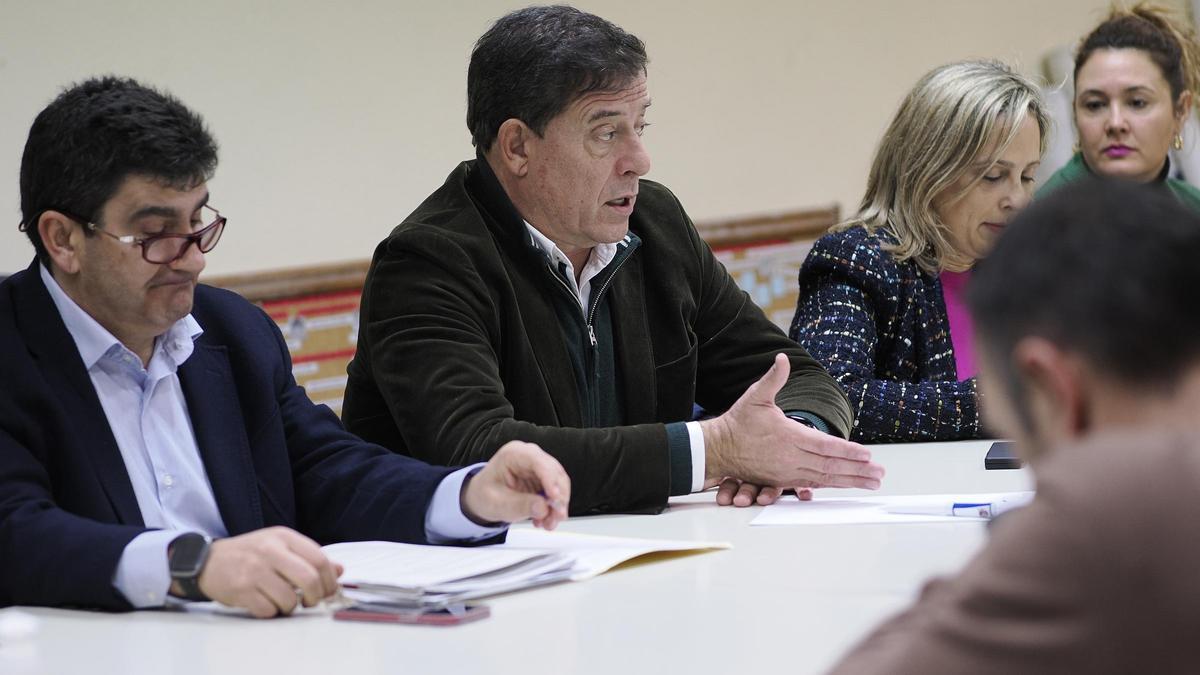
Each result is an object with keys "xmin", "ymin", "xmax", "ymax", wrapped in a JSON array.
[
  {"xmin": 425, "ymin": 464, "xmax": 509, "ymax": 543},
  {"xmin": 112, "ymin": 529, "xmax": 187, "ymax": 608},
  {"xmin": 685, "ymin": 421, "xmax": 706, "ymax": 493}
]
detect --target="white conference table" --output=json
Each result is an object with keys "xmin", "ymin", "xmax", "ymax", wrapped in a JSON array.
[{"xmin": 0, "ymin": 440, "xmax": 1030, "ymax": 675}]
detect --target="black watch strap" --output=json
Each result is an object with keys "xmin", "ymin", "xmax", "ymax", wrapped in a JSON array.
[
  {"xmin": 168, "ymin": 533, "xmax": 212, "ymax": 601},
  {"xmin": 175, "ymin": 571, "xmax": 207, "ymax": 602}
]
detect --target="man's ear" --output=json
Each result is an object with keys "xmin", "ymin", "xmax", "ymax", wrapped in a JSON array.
[
  {"xmin": 37, "ymin": 210, "xmax": 83, "ymax": 275},
  {"xmin": 491, "ymin": 118, "xmax": 534, "ymax": 178},
  {"xmin": 1011, "ymin": 336, "xmax": 1091, "ymax": 442}
]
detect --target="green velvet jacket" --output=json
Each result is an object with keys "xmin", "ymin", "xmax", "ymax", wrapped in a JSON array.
[
  {"xmin": 1040, "ymin": 152, "xmax": 1200, "ymax": 212},
  {"xmin": 342, "ymin": 156, "xmax": 853, "ymax": 515}
]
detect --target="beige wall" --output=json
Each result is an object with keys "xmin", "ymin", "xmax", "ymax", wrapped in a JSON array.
[{"xmin": 0, "ymin": 0, "xmax": 1135, "ymax": 276}]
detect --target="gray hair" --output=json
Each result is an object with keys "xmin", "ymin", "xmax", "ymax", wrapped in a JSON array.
[{"xmin": 838, "ymin": 60, "xmax": 1049, "ymax": 274}]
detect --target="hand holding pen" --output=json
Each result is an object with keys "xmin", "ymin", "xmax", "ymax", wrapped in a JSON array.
[{"xmin": 460, "ymin": 441, "xmax": 571, "ymax": 530}]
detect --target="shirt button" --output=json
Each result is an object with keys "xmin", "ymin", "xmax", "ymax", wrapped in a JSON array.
[{"xmin": 162, "ymin": 474, "xmax": 175, "ymax": 488}]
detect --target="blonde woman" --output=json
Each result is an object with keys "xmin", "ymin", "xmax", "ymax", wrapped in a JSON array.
[
  {"xmin": 1042, "ymin": 3, "xmax": 1200, "ymax": 209},
  {"xmin": 790, "ymin": 60, "xmax": 1047, "ymax": 442}
]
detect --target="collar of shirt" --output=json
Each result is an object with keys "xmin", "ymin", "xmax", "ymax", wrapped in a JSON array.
[
  {"xmin": 523, "ymin": 221, "xmax": 618, "ymax": 311},
  {"xmin": 39, "ymin": 263, "xmax": 203, "ymax": 375}
]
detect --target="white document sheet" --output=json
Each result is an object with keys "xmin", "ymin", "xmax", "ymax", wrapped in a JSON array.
[
  {"xmin": 499, "ymin": 529, "xmax": 732, "ymax": 580},
  {"xmin": 320, "ymin": 530, "xmax": 730, "ymax": 604},
  {"xmin": 750, "ymin": 492, "xmax": 1032, "ymax": 526},
  {"xmin": 195, "ymin": 532, "xmax": 728, "ymax": 615},
  {"xmin": 324, "ymin": 541, "xmax": 550, "ymax": 589}
]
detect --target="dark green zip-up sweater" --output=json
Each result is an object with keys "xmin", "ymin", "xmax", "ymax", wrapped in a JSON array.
[
  {"xmin": 530, "ymin": 229, "xmax": 637, "ymax": 432},
  {"xmin": 343, "ymin": 156, "xmax": 853, "ymax": 515}
]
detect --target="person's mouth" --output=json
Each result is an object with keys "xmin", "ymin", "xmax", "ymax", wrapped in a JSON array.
[
  {"xmin": 1103, "ymin": 144, "xmax": 1134, "ymax": 159},
  {"xmin": 982, "ymin": 221, "xmax": 1006, "ymax": 233},
  {"xmin": 604, "ymin": 193, "xmax": 637, "ymax": 216},
  {"xmin": 152, "ymin": 275, "xmax": 197, "ymax": 289}
]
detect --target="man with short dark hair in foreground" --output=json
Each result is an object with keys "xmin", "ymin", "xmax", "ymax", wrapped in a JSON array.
[
  {"xmin": 829, "ymin": 178, "xmax": 1200, "ymax": 673},
  {"xmin": 0, "ymin": 77, "xmax": 569, "ymax": 618}
]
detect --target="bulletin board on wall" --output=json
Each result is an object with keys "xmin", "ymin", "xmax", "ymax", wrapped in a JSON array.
[
  {"xmin": 695, "ymin": 206, "xmax": 838, "ymax": 330},
  {"xmin": 206, "ymin": 205, "xmax": 839, "ymax": 416}
]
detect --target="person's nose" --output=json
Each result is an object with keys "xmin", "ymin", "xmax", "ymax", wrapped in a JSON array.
[
  {"xmin": 1011, "ymin": 183, "xmax": 1033, "ymax": 212},
  {"xmin": 1002, "ymin": 179, "xmax": 1034, "ymax": 213},
  {"xmin": 170, "ymin": 237, "xmax": 207, "ymax": 275},
  {"xmin": 618, "ymin": 132, "xmax": 652, "ymax": 177},
  {"xmin": 1105, "ymin": 104, "xmax": 1128, "ymax": 135}
]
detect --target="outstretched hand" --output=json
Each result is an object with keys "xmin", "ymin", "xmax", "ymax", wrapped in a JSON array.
[
  {"xmin": 714, "ymin": 480, "xmax": 819, "ymax": 506},
  {"xmin": 701, "ymin": 353, "xmax": 885, "ymax": 504}
]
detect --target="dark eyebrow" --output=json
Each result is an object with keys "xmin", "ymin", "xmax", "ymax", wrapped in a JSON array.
[
  {"xmin": 586, "ymin": 100, "xmax": 652, "ymax": 124},
  {"xmin": 1080, "ymin": 85, "xmax": 1156, "ymax": 97},
  {"xmin": 587, "ymin": 110, "xmax": 622, "ymax": 124},
  {"xmin": 128, "ymin": 193, "xmax": 211, "ymax": 222}
]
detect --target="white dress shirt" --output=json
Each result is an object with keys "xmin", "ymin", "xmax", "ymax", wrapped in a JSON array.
[
  {"xmin": 523, "ymin": 223, "xmax": 706, "ymax": 492},
  {"xmin": 39, "ymin": 265, "xmax": 502, "ymax": 608}
]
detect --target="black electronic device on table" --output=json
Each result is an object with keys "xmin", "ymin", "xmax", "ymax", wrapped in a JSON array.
[{"xmin": 984, "ymin": 441, "xmax": 1022, "ymax": 470}]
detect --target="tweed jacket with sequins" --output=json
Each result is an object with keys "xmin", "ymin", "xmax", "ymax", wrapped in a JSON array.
[{"xmin": 789, "ymin": 225, "xmax": 982, "ymax": 442}]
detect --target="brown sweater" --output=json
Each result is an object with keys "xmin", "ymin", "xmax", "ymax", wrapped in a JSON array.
[{"xmin": 829, "ymin": 430, "xmax": 1200, "ymax": 674}]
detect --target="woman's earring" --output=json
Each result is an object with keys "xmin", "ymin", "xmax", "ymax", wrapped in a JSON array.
[
  {"xmin": 1073, "ymin": 141, "xmax": 1080, "ymax": 153},
  {"xmin": 1174, "ymin": 133, "xmax": 1185, "ymax": 151}
]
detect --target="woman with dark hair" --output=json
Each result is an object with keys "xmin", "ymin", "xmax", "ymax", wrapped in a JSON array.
[{"xmin": 1041, "ymin": 3, "xmax": 1200, "ymax": 208}]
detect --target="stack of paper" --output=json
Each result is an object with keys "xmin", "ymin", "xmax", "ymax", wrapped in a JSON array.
[{"xmin": 325, "ymin": 529, "xmax": 730, "ymax": 608}]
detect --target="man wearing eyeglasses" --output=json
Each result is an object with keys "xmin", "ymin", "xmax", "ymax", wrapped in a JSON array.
[{"xmin": 0, "ymin": 76, "xmax": 570, "ymax": 618}]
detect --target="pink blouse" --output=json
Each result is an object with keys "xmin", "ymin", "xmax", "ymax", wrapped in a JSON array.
[{"xmin": 939, "ymin": 269, "xmax": 976, "ymax": 380}]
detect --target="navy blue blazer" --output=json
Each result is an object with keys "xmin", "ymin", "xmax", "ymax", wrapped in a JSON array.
[
  {"xmin": 789, "ymin": 226, "xmax": 982, "ymax": 442},
  {"xmin": 0, "ymin": 262, "xmax": 464, "ymax": 611}
]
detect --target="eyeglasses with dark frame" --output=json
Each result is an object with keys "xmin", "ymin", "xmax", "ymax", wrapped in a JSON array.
[{"xmin": 29, "ymin": 205, "xmax": 227, "ymax": 264}]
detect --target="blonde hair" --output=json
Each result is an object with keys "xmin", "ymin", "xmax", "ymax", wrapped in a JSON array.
[{"xmin": 836, "ymin": 60, "xmax": 1049, "ymax": 274}]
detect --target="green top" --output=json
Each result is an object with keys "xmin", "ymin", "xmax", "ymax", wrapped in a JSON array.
[{"xmin": 1040, "ymin": 152, "xmax": 1200, "ymax": 213}]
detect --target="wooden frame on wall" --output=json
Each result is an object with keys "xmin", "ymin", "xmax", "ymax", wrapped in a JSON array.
[{"xmin": 206, "ymin": 205, "xmax": 839, "ymax": 303}]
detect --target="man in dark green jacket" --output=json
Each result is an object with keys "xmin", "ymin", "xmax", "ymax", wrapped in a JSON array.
[{"xmin": 343, "ymin": 6, "xmax": 883, "ymax": 515}]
